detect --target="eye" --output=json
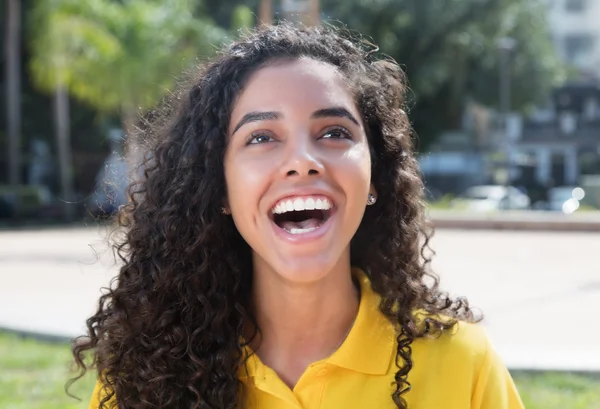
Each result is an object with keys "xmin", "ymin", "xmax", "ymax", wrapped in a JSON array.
[
  {"xmin": 246, "ymin": 131, "xmax": 275, "ymax": 145},
  {"xmin": 320, "ymin": 126, "xmax": 352, "ymax": 140}
]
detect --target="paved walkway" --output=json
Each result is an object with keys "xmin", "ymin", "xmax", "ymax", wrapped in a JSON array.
[{"xmin": 1, "ymin": 226, "xmax": 598, "ymax": 371}]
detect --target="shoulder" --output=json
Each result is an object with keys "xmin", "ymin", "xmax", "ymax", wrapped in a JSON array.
[
  {"xmin": 437, "ymin": 319, "xmax": 490, "ymax": 353},
  {"xmin": 412, "ymin": 319, "xmax": 490, "ymax": 373},
  {"xmin": 407, "ymin": 319, "xmax": 524, "ymax": 408},
  {"xmin": 405, "ymin": 320, "xmax": 487, "ymax": 400}
]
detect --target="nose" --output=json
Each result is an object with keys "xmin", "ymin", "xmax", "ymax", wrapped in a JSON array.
[{"xmin": 281, "ymin": 138, "xmax": 324, "ymax": 178}]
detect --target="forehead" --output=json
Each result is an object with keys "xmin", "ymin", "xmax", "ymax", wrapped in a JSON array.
[{"xmin": 230, "ymin": 58, "xmax": 357, "ymax": 121}]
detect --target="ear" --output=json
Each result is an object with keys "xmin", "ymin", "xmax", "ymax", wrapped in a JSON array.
[{"xmin": 369, "ymin": 184, "xmax": 377, "ymax": 200}]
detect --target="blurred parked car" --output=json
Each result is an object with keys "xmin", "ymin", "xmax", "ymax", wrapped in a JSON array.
[
  {"xmin": 534, "ymin": 186, "xmax": 585, "ymax": 214},
  {"xmin": 0, "ymin": 184, "xmax": 59, "ymax": 220},
  {"xmin": 451, "ymin": 185, "xmax": 530, "ymax": 212}
]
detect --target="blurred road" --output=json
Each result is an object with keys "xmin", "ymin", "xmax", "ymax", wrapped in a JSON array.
[
  {"xmin": 0, "ymin": 226, "xmax": 598, "ymax": 371},
  {"xmin": 429, "ymin": 229, "xmax": 600, "ymax": 372},
  {"xmin": 430, "ymin": 209, "xmax": 600, "ymax": 232}
]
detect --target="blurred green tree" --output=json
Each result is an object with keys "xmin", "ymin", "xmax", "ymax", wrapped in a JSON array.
[
  {"xmin": 5, "ymin": 0, "xmax": 23, "ymax": 188},
  {"xmin": 320, "ymin": 0, "xmax": 566, "ymax": 149},
  {"xmin": 27, "ymin": 0, "xmax": 225, "ymax": 217},
  {"xmin": 198, "ymin": 0, "xmax": 259, "ymax": 30},
  {"xmin": 28, "ymin": 0, "xmax": 225, "ymax": 166},
  {"xmin": 230, "ymin": 5, "xmax": 256, "ymax": 32},
  {"xmin": 28, "ymin": 0, "xmax": 122, "ymax": 219}
]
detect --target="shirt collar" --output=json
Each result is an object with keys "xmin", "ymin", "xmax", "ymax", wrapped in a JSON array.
[
  {"xmin": 325, "ymin": 267, "xmax": 396, "ymax": 375},
  {"xmin": 239, "ymin": 267, "xmax": 397, "ymax": 379}
]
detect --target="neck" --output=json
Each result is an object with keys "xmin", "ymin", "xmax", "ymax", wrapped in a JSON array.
[{"xmin": 248, "ymin": 260, "xmax": 360, "ymax": 388}]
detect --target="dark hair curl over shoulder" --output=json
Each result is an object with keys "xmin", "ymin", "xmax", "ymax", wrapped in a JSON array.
[{"xmin": 71, "ymin": 22, "xmax": 478, "ymax": 409}]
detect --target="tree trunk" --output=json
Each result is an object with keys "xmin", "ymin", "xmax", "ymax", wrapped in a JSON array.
[
  {"xmin": 446, "ymin": 43, "xmax": 468, "ymax": 130},
  {"xmin": 5, "ymin": 0, "xmax": 22, "ymax": 188},
  {"xmin": 54, "ymin": 84, "xmax": 75, "ymax": 221},
  {"xmin": 258, "ymin": 0, "xmax": 273, "ymax": 26}
]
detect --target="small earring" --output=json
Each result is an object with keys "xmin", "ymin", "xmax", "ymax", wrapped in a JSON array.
[
  {"xmin": 367, "ymin": 193, "xmax": 377, "ymax": 206},
  {"xmin": 221, "ymin": 207, "xmax": 228, "ymax": 215}
]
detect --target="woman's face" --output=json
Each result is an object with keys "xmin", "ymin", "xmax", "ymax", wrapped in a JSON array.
[{"xmin": 224, "ymin": 58, "xmax": 374, "ymax": 284}]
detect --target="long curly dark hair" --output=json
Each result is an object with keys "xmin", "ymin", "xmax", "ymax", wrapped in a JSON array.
[{"xmin": 71, "ymin": 22, "xmax": 478, "ymax": 409}]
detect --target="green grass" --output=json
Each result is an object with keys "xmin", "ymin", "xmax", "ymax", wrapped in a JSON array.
[
  {"xmin": 0, "ymin": 331, "xmax": 96, "ymax": 409},
  {"xmin": 1, "ymin": 331, "xmax": 600, "ymax": 408},
  {"xmin": 512, "ymin": 371, "xmax": 600, "ymax": 409}
]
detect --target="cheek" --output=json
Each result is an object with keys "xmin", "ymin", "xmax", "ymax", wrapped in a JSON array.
[
  {"xmin": 224, "ymin": 157, "xmax": 270, "ymax": 213},
  {"xmin": 339, "ymin": 145, "xmax": 372, "ymax": 187}
]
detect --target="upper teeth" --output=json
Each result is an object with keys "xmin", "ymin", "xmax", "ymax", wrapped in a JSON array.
[{"xmin": 272, "ymin": 197, "xmax": 333, "ymax": 214}]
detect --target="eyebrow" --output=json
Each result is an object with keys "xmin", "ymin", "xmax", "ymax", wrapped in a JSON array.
[
  {"xmin": 231, "ymin": 106, "xmax": 360, "ymax": 135},
  {"xmin": 311, "ymin": 107, "xmax": 360, "ymax": 126},
  {"xmin": 232, "ymin": 111, "xmax": 281, "ymax": 135}
]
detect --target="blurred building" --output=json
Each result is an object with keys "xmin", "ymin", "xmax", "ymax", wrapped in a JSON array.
[
  {"xmin": 422, "ymin": 1, "xmax": 600, "ymax": 199},
  {"xmin": 517, "ymin": 83, "xmax": 600, "ymax": 186},
  {"xmin": 546, "ymin": 0, "xmax": 600, "ymax": 79},
  {"xmin": 515, "ymin": 0, "xmax": 600, "ymax": 188}
]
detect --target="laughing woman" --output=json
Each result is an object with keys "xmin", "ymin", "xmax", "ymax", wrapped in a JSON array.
[{"xmin": 79, "ymin": 23, "xmax": 523, "ymax": 409}]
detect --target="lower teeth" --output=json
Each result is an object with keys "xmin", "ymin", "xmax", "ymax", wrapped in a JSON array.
[{"xmin": 286, "ymin": 226, "xmax": 319, "ymax": 235}]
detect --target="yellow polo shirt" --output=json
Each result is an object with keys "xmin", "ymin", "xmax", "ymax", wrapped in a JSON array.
[{"xmin": 89, "ymin": 269, "xmax": 523, "ymax": 409}]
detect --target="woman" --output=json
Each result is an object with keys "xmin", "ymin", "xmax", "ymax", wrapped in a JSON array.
[{"xmin": 79, "ymin": 23, "xmax": 523, "ymax": 409}]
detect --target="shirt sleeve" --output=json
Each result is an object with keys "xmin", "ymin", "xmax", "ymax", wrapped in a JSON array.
[{"xmin": 471, "ymin": 336, "xmax": 524, "ymax": 409}]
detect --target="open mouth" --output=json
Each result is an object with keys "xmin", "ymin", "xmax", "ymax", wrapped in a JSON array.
[
  {"xmin": 273, "ymin": 209, "xmax": 331, "ymax": 234},
  {"xmin": 271, "ymin": 197, "xmax": 334, "ymax": 235}
]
